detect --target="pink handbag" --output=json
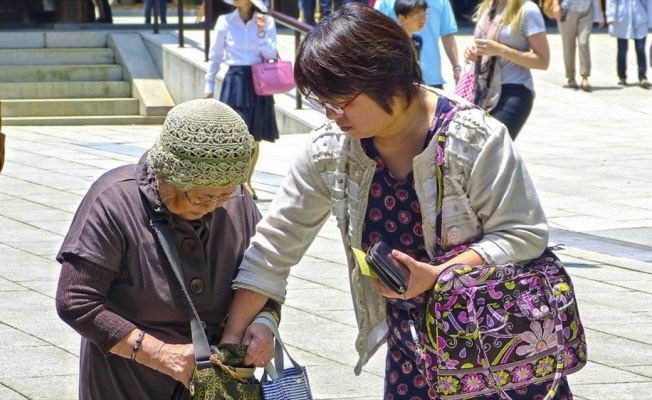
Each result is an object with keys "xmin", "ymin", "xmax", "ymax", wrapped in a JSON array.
[
  {"xmin": 251, "ymin": 56, "xmax": 295, "ymax": 96},
  {"xmin": 453, "ymin": 63, "xmax": 475, "ymax": 103}
]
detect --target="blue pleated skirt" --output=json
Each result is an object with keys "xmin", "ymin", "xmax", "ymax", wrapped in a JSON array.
[{"xmin": 219, "ymin": 65, "xmax": 280, "ymax": 143}]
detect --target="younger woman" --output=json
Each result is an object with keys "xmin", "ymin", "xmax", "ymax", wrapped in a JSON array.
[
  {"xmin": 464, "ymin": 0, "xmax": 550, "ymax": 140},
  {"xmin": 221, "ymin": 4, "xmax": 572, "ymax": 399},
  {"xmin": 204, "ymin": 0, "xmax": 280, "ymax": 199}
]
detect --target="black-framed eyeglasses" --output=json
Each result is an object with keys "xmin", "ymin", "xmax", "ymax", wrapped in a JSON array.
[
  {"xmin": 183, "ymin": 185, "xmax": 245, "ymax": 206},
  {"xmin": 305, "ymin": 92, "xmax": 361, "ymax": 115}
]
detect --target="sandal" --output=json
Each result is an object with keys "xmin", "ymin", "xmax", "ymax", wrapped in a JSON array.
[
  {"xmin": 640, "ymin": 79, "xmax": 650, "ymax": 89},
  {"xmin": 581, "ymin": 78, "xmax": 592, "ymax": 92},
  {"xmin": 618, "ymin": 78, "xmax": 627, "ymax": 86},
  {"xmin": 566, "ymin": 79, "xmax": 579, "ymax": 89}
]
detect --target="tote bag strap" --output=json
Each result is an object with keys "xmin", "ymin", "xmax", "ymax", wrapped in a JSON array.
[{"xmin": 253, "ymin": 314, "xmax": 305, "ymax": 380}]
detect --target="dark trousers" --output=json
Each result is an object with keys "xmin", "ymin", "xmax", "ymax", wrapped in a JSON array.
[
  {"xmin": 617, "ymin": 38, "xmax": 647, "ymax": 81},
  {"xmin": 300, "ymin": 0, "xmax": 333, "ymax": 25},
  {"xmin": 86, "ymin": 0, "xmax": 113, "ymax": 23},
  {"xmin": 145, "ymin": 0, "xmax": 167, "ymax": 24},
  {"xmin": 490, "ymin": 84, "xmax": 534, "ymax": 141}
]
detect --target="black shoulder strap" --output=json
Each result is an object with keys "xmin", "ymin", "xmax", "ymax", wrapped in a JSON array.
[{"xmin": 141, "ymin": 193, "xmax": 213, "ymax": 370}]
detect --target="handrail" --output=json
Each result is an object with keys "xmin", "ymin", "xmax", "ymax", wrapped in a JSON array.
[{"xmin": 149, "ymin": 2, "xmax": 310, "ymax": 109}]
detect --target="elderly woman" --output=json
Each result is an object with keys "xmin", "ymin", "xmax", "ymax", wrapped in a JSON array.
[
  {"xmin": 56, "ymin": 99, "xmax": 277, "ymax": 400},
  {"xmin": 221, "ymin": 4, "xmax": 571, "ymax": 399}
]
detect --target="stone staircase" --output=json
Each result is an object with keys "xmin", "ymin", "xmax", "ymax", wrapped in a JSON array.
[{"xmin": 0, "ymin": 31, "xmax": 174, "ymax": 125}]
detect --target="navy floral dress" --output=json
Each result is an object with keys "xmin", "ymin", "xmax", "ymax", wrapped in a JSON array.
[{"xmin": 360, "ymin": 96, "xmax": 573, "ymax": 400}]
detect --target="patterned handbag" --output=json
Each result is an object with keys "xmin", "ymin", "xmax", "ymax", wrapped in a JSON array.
[
  {"xmin": 414, "ymin": 103, "xmax": 588, "ymax": 400},
  {"xmin": 189, "ymin": 344, "xmax": 261, "ymax": 400}
]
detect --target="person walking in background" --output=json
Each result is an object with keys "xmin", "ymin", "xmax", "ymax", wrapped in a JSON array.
[
  {"xmin": 606, "ymin": 0, "xmax": 652, "ymax": 88},
  {"xmin": 553, "ymin": 0, "xmax": 604, "ymax": 91},
  {"xmin": 375, "ymin": 0, "xmax": 461, "ymax": 89},
  {"xmin": 464, "ymin": 0, "xmax": 550, "ymax": 140},
  {"xmin": 88, "ymin": 0, "xmax": 112, "ymax": 23},
  {"xmin": 144, "ymin": 0, "xmax": 168, "ymax": 24},
  {"xmin": 394, "ymin": 0, "xmax": 428, "ymax": 60},
  {"xmin": 203, "ymin": 0, "xmax": 280, "ymax": 200},
  {"xmin": 55, "ymin": 99, "xmax": 277, "ymax": 400},
  {"xmin": 300, "ymin": 0, "xmax": 333, "ymax": 25},
  {"xmin": 218, "ymin": 4, "xmax": 571, "ymax": 399}
]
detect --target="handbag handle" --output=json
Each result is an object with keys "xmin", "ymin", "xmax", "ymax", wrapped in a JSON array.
[
  {"xmin": 253, "ymin": 314, "xmax": 305, "ymax": 380},
  {"xmin": 142, "ymin": 198, "xmax": 213, "ymax": 370}
]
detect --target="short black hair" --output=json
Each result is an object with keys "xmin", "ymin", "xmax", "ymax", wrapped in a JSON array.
[
  {"xmin": 394, "ymin": 0, "xmax": 428, "ymax": 18},
  {"xmin": 294, "ymin": 3, "xmax": 422, "ymax": 115}
]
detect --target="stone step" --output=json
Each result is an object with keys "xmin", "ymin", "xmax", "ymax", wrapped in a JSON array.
[
  {"xmin": 2, "ymin": 98, "xmax": 139, "ymax": 117},
  {"xmin": 0, "ymin": 81, "xmax": 131, "ymax": 99},
  {"xmin": 0, "ymin": 48, "xmax": 115, "ymax": 66},
  {"xmin": 0, "ymin": 64, "xmax": 123, "ymax": 83},
  {"xmin": 2, "ymin": 115, "xmax": 167, "ymax": 126},
  {"xmin": 0, "ymin": 31, "xmax": 109, "ymax": 49}
]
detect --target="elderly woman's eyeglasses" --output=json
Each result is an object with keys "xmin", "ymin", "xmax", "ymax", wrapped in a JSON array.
[
  {"xmin": 184, "ymin": 185, "xmax": 245, "ymax": 206},
  {"xmin": 305, "ymin": 93, "xmax": 361, "ymax": 115}
]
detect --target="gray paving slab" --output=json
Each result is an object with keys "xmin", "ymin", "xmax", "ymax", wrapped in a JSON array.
[{"xmin": 1, "ymin": 22, "xmax": 652, "ymax": 399}]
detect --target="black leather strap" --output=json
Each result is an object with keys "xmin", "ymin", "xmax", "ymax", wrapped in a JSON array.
[{"xmin": 142, "ymin": 194, "xmax": 213, "ymax": 369}]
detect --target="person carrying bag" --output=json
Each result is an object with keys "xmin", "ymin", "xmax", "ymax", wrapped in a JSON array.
[{"xmin": 409, "ymin": 103, "xmax": 587, "ymax": 400}]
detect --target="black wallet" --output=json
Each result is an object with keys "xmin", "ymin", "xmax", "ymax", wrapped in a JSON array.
[{"xmin": 365, "ymin": 241, "xmax": 410, "ymax": 295}]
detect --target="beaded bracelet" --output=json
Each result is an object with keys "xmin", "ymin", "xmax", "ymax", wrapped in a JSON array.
[{"xmin": 130, "ymin": 330, "xmax": 146, "ymax": 361}]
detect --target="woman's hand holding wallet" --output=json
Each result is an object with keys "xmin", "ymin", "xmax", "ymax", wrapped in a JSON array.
[
  {"xmin": 372, "ymin": 249, "xmax": 446, "ymax": 300},
  {"xmin": 373, "ymin": 247, "xmax": 486, "ymax": 300}
]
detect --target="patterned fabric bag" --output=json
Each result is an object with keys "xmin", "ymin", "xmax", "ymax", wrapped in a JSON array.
[
  {"xmin": 413, "ymin": 102, "xmax": 587, "ymax": 400},
  {"xmin": 189, "ymin": 344, "xmax": 262, "ymax": 400},
  {"xmin": 419, "ymin": 247, "xmax": 587, "ymax": 400}
]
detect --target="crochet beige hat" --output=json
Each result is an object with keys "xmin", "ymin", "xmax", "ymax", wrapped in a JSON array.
[{"xmin": 147, "ymin": 99, "xmax": 255, "ymax": 188}]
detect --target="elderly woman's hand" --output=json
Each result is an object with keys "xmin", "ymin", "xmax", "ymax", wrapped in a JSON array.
[
  {"xmin": 241, "ymin": 322, "xmax": 275, "ymax": 367},
  {"xmin": 151, "ymin": 343, "xmax": 196, "ymax": 388}
]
